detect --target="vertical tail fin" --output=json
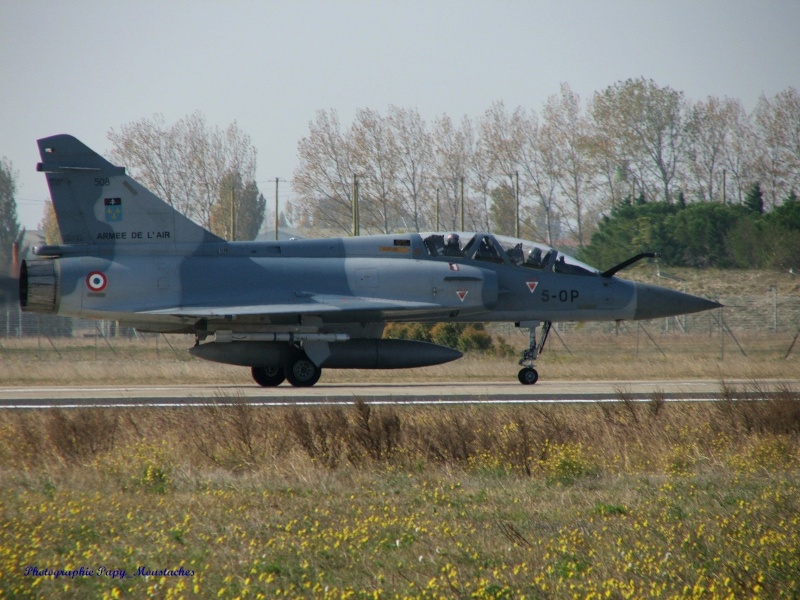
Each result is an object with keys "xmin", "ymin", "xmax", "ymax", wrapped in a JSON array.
[{"xmin": 37, "ymin": 134, "xmax": 221, "ymax": 246}]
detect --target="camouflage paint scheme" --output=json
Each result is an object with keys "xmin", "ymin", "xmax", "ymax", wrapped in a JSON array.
[{"xmin": 20, "ymin": 135, "xmax": 721, "ymax": 386}]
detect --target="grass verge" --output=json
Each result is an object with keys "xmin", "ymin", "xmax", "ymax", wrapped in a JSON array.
[
  {"xmin": 1, "ymin": 331, "xmax": 799, "ymax": 385},
  {"xmin": 1, "ymin": 386, "xmax": 799, "ymax": 598}
]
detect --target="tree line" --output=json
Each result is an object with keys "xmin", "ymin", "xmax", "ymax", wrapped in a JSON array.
[
  {"xmin": 579, "ymin": 184, "xmax": 800, "ymax": 270},
  {"xmin": 2, "ymin": 79, "xmax": 799, "ymax": 270},
  {"xmin": 290, "ymin": 79, "xmax": 800, "ymax": 250}
]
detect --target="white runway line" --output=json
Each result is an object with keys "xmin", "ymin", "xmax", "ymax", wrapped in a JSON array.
[{"xmin": 0, "ymin": 397, "xmax": 734, "ymax": 409}]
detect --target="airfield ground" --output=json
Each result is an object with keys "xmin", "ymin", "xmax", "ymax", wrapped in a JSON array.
[
  {"xmin": 1, "ymin": 327, "xmax": 799, "ymax": 597},
  {"xmin": 2, "ymin": 386, "xmax": 799, "ymax": 597},
  {"xmin": 0, "ymin": 328, "xmax": 798, "ymax": 386}
]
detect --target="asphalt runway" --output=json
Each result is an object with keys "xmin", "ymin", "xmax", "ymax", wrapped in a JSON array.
[{"xmin": 1, "ymin": 379, "xmax": 795, "ymax": 408}]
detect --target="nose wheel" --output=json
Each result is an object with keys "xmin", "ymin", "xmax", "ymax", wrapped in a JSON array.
[
  {"xmin": 517, "ymin": 321, "xmax": 551, "ymax": 385},
  {"xmin": 518, "ymin": 367, "xmax": 539, "ymax": 385}
]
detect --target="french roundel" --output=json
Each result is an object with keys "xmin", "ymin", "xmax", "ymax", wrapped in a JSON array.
[{"xmin": 86, "ymin": 271, "xmax": 108, "ymax": 292}]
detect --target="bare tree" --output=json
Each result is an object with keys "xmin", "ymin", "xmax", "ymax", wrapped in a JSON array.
[
  {"xmin": 587, "ymin": 92, "xmax": 628, "ymax": 210},
  {"xmin": 787, "ymin": 88, "xmax": 800, "ymax": 194},
  {"xmin": 108, "ymin": 115, "xmax": 182, "ymax": 208},
  {"xmin": 387, "ymin": 106, "xmax": 434, "ymax": 231},
  {"xmin": 685, "ymin": 96, "xmax": 746, "ymax": 203},
  {"xmin": 541, "ymin": 83, "xmax": 595, "ymax": 247},
  {"xmin": 591, "ymin": 78, "xmax": 686, "ymax": 204},
  {"xmin": 479, "ymin": 101, "xmax": 526, "ymax": 235},
  {"xmin": 351, "ymin": 108, "xmax": 401, "ymax": 233},
  {"xmin": 516, "ymin": 109, "xmax": 560, "ymax": 245},
  {"xmin": 718, "ymin": 99, "xmax": 756, "ymax": 205},
  {"xmin": 471, "ymin": 133, "xmax": 495, "ymax": 232},
  {"xmin": 753, "ymin": 88, "xmax": 800, "ymax": 208},
  {"xmin": 432, "ymin": 115, "xmax": 478, "ymax": 230},
  {"xmin": 479, "ymin": 101, "xmax": 524, "ymax": 177},
  {"xmin": 107, "ymin": 112, "xmax": 257, "ymax": 229},
  {"xmin": 293, "ymin": 109, "xmax": 355, "ymax": 234}
]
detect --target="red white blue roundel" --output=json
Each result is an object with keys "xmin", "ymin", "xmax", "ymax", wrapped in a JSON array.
[{"xmin": 86, "ymin": 271, "xmax": 108, "ymax": 292}]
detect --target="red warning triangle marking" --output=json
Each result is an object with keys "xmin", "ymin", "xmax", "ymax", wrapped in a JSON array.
[
  {"xmin": 456, "ymin": 290, "xmax": 468, "ymax": 302},
  {"xmin": 526, "ymin": 281, "xmax": 538, "ymax": 293}
]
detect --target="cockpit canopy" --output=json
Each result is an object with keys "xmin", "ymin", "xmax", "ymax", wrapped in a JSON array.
[{"xmin": 421, "ymin": 232, "xmax": 598, "ymax": 276}]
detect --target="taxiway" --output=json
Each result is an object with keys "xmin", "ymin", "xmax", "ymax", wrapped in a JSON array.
[{"xmin": 0, "ymin": 379, "xmax": 794, "ymax": 409}]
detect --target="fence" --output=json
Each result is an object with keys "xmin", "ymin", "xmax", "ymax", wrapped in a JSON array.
[{"xmin": 2, "ymin": 292, "xmax": 800, "ymax": 351}]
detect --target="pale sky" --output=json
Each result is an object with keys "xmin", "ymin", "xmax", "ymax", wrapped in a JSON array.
[{"xmin": 2, "ymin": 0, "xmax": 799, "ymax": 229}]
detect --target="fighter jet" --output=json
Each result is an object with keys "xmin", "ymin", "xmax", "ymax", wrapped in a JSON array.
[{"xmin": 19, "ymin": 134, "xmax": 721, "ymax": 386}]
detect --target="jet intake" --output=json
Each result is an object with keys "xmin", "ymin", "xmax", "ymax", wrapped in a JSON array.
[{"xmin": 19, "ymin": 259, "xmax": 60, "ymax": 314}]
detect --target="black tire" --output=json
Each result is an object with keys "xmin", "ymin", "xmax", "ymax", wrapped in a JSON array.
[
  {"xmin": 251, "ymin": 366, "xmax": 285, "ymax": 387},
  {"xmin": 285, "ymin": 357, "xmax": 322, "ymax": 387},
  {"xmin": 518, "ymin": 367, "xmax": 539, "ymax": 385}
]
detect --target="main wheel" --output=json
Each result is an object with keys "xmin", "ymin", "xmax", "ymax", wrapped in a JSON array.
[
  {"xmin": 285, "ymin": 357, "xmax": 322, "ymax": 387},
  {"xmin": 518, "ymin": 367, "xmax": 539, "ymax": 385},
  {"xmin": 251, "ymin": 366, "xmax": 285, "ymax": 387}
]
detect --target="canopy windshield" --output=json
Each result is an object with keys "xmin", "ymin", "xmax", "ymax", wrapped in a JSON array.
[{"xmin": 421, "ymin": 232, "xmax": 599, "ymax": 276}]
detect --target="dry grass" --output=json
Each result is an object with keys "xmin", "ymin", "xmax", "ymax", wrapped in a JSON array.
[
  {"xmin": 1, "ymin": 330, "xmax": 799, "ymax": 386},
  {"xmin": 2, "ymin": 389, "xmax": 800, "ymax": 597}
]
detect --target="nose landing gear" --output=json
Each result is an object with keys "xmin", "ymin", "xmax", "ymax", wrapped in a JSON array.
[
  {"xmin": 518, "ymin": 366, "xmax": 539, "ymax": 385},
  {"xmin": 517, "ymin": 321, "xmax": 551, "ymax": 385}
]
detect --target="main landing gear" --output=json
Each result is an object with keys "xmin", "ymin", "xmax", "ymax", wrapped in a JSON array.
[
  {"xmin": 284, "ymin": 355, "xmax": 322, "ymax": 387},
  {"xmin": 517, "ymin": 321, "xmax": 552, "ymax": 385},
  {"xmin": 251, "ymin": 351, "xmax": 322, "ymax": 388},
  {"xmin": 251, "ymin": 366, "xmax": 285, "ymax": 387}
]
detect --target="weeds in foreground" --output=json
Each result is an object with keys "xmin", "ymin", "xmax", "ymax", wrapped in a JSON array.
[{"xmin": 1, "ymin": 383, "xmax": 799, "ymax": 598}]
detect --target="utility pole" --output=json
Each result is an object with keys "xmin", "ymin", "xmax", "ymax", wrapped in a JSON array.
[
  {"xmin": 722, "ymin": 169, "xmax": 727, "ymax": 205},
  {"xmin": 435, "ymin": 188, "xmax": 440, "ymax": 231},
  {"xmin": 352, "ymin": 173, "xmax": 360, "ymax": 236},
  {"xmin": 230, "ymin": 181, "xmax": 236, "ymax": 241},
  {"xmin": 273, "ymin": 178, "xmax": 282, "ymax": 241},
  {"xmin": 459, "ymin": 176, "xmax": 465, "ymax": 231},
  {"xmin": 509, "ymin": 170, "xmax": 519, "ymax": 238}
]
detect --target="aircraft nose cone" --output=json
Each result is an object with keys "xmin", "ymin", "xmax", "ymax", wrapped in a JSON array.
[{"xmin": 634, "ymin": 282, "xmax": 722, "ymax": 320}]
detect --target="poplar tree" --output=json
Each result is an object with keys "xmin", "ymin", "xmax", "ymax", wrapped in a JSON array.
[
  {"xmin": 0, "ymin": 159, "xmax": 20, "ymax": 271},
  {"xmin": 39, "ymin": 201, "xmax": 61, "ymax": 245},
  {"xmin": 210, "ymin": 171, "xmax": 265, "ymax": 241}
]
